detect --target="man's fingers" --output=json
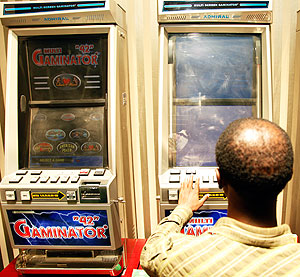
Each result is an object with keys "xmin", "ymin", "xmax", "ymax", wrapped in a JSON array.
[
  {"xmin": 195, "ymin": 178, "xmax": 200, "ymax": 194},
  {"xmin": 199, "ymin": 194, "xmax": 210, "ymax": 206},
  {"xmin": 187, "ymin": 176, "xmax": 193, "ymax": 189}
]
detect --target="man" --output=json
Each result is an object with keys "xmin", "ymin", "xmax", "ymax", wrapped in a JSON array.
[{"xmin": 140, "ymin": 118, "xmax": 300, "ymax": 276}]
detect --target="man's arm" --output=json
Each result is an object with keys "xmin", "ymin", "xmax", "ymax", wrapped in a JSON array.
[{"xmin": 140, "ymin": 177, "xmax": 209, "ymax": 276}]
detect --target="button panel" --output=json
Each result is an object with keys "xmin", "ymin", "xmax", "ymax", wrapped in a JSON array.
[
  {"xmin": 0, "ymin": 169, "xmax": 111, "ymax": 203},
  {"xmin": 165, "ymin": 168, "xmax": 218, "ymax": 186}
]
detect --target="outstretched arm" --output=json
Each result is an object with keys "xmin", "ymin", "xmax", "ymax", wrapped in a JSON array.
[{"xmin": 140, "ymin": 177, "xmax": 209, "ymax": 276}]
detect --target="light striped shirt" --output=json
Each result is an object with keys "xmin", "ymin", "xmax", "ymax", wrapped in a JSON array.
[{"xmin": 140, "ymin": 205, "xmax": 300, "ymax": 276}]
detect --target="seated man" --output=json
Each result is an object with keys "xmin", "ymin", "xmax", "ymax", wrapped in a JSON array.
[{"xmin": 140, "ymin": 118, "xmax": 300, "ymax": 276}]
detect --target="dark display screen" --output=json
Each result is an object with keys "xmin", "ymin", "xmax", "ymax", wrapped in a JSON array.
[
  {"xmin": 174, "ymin": 105, "xmax": 252, "ymax": 167},
  {"xmin": 29, "ymin": 106, "xmax": 107, "ymax": 168},
  {"xmin": 3, "ymin": 1, "xmax": 106, "ymax": 15},
  {"xmin": 169, "ymin": 33, "xmax": 259, "ymax": 167},
  {"xmin": 165, "ymin": 209, "xmax": 227, "ymax": 236},
  {"xmin": 7, "ymin": 209, "xmax": 111, "ymax": 247},
  {"xmin": 174, "ymin": 34, "xmax": 255, "ymax": 99},
  {"xmin": 162, "ymin": 1, "xmax": 269, "ymax": 12}
]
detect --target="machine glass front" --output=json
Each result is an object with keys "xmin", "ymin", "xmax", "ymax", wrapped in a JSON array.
[
  {"xmin": 168, "ymin": 33, "xmax": 260, "ymax": 167},
  {"xmin": 17, "ymin": 33, "xmax": 109, "ymax": 169}
]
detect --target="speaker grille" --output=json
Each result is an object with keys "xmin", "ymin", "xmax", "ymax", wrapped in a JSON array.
[
  {"xmin": 166, "ymin": 15, "xmax": 187, "ymax": 21},
  {"xmin": 246, "ymin": 13, "xmax": 269, "ymax": 21},
  {"xmin": 86, "ymin": 14, "xmax": 105, "ymax": 21}
]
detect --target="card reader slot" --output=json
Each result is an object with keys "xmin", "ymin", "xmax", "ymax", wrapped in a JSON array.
[
  {"xmin": 79, "ymin": 183, "xmax": 107, "ymax": 203},
  {"xmin": 47, "ymin": 250, "xmax": 93, "ymax": 258}
]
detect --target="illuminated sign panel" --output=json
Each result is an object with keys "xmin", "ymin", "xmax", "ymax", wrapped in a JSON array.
[
  {"xmin": 3, "ymin": 1, "xmax": 106, "ymax": 15},
  {"xmin": 7, "ymin": 209, "xmax": 111, "ymax": 247},
  {"xmin": 165, "ymin": 209, "xmax": 227, "ymax": 236},
  {"xmin": 162, "ymin": 1, "xmax": 269, "ymax": 12}
]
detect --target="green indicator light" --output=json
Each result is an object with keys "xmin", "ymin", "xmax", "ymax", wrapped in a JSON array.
[{"xmin": 115, "ymin": 264, "xmax": 122, "ymax": 271}]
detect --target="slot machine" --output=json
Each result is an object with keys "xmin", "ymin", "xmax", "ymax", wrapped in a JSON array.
[
  {"xmin": 0, "ymin": 1, "xmax": 127, "ymax": 275},
  {"xmin": 157, "ymin": 0, "xmax": 273, "ymax": 235}
]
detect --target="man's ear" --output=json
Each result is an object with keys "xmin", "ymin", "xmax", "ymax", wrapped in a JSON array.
[{"xmin": 215, "ymin": 168, "xmax": 223, "ymax": 189}]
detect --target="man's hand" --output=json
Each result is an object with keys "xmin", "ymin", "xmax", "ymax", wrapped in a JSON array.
[{"xmin": 178, "ymin": 176, "xmax": 209, "ymax": 211}]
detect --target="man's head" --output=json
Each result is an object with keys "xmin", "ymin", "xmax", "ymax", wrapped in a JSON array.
[{"xmin": 215, "ymin": 118, "xmax": 293, "ymax": 200}]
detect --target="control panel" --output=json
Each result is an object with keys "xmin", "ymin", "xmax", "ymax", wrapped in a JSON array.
[
  {"xmin": 0, "ymin": 169, "xmax": 116, "ymax": 204},
  {"xmin": 159, "ymin": 168, "xmax": 226, "ymax": 203}
]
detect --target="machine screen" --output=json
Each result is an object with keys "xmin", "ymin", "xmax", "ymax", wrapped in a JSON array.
[
  {"xmin": 169, "ymin": 33, "xmax": 260, "ymax": 167},
  {"xmin": 29, "ymin": 106, "xmax": 107, "ymax": 168},
  {"xmin": 173, "ymin": 105, "xmax": 252, "ymax": 166},
  {"xmin": 18, "ymin": 33, "xmax": 109, "ymax": 169},
  {"xmin": 7, "ymin": 209, "xmax": 111, "ymax": 247},
  {"xmin": 165, "ymin": 209, "xmax": 227, "ymax": 236}
]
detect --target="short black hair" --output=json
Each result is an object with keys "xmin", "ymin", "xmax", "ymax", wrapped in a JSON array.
[{"xmin": 215, "ymin": 118, "xmax": 293, "ymax": 199}]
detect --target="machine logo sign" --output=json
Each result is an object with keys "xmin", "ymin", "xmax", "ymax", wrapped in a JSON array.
[
  {"xmin": 203, "ymin": 14, "xmax": 230, "ymax": 19},
  {"xmin": 57, "ymin": 142, "xmax": 78, "ymax": 154},
  {"xmin": 166, "ymin": 209, "xmax": 227, "ymax": 237},
  {"xmin": 46, "ymin": 129, "xmax": 66, "ymax": 141},
  {"xmin": 183, "ymin": 210, "xmax": 227, "ymax": 236},
  {"xmin": 32, "ymin": 46, "xmax": 99, "ymax": 67},
  {"xmin": 69, "ymin": 128, "xmax": 90, "ymax": 140},
  {"xmin": 33, "ymin": 142, "xmax": 53, "ymax": 153},
  {"xmin": 7, "ymin": 210, "xmax": 111, "ymax": 246},
  {"xmin": 44, "ymin": 17, "xmax": 69, "ymax": 21},
  {"xmin": 81, "ymin": 142, "xmax": 102, "ymax": 153},
  {"xmin": 53, "ymin": 74, "xmax": 81, "ymax": 90}
]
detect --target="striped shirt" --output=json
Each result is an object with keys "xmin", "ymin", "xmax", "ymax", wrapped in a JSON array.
[{"xmin": 140, "ymin": 205, "xmax": 300, "ymax": 276}]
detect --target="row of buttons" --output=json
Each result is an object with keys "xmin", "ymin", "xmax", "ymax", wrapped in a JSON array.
[
  {"xmin": 169, "ymin": 175, "xmax": 218, "ymax": 184},
  {"xmin": 15, "ymin": 169, "xmax": 106, "ymax": 176},
  {"xmin": 9, "ymin": 175, "xmax": 80, "ymax": 184},
  {"xmin": 5, "ymin": 190, "xmax": 31, "ymax": 201},
  {"xmin": 170, "ymin": 169, "xmax": 197, "ymax": 175},
  {"xmin": 5, "ymin": 190, "xmax": 77, "ymax": 201},
  {"xmin": 9, "ymin": 169, "xmax": 106, "ymax": 184}
]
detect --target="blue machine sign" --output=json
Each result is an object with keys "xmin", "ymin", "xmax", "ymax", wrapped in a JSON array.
[
  {"xmin": 7, "ymin": 210, "xmax": 111, "ymax": 247},
  {"xmin": 166, "ymin": 209, "xmax": 227, "ymax": 236}
]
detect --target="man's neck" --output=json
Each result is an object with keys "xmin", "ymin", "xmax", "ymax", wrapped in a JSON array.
[{"xmin": 226, "ymin": 186, "xmax": 278, "ymax": 227}]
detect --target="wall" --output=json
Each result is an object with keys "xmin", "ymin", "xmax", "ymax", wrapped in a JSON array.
[{"xmin": 283, "ymin": 1, "xmax": 300, "ymax": 236}]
